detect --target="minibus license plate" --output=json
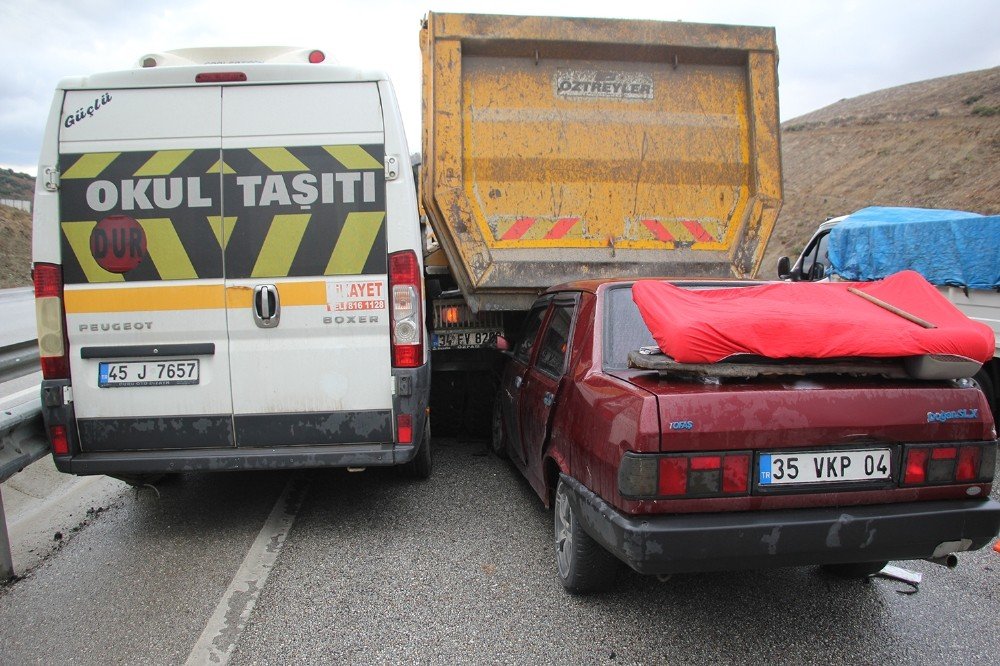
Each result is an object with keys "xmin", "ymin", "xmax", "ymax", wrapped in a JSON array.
[{"xmin": 99, "ymin": 360, "xmax": 200, "ymax": 388}]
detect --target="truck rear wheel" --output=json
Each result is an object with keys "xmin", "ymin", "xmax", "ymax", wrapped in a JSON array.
[{"xmin": 554, "ymin": 478, "xmax": 619, "ymax": 593}]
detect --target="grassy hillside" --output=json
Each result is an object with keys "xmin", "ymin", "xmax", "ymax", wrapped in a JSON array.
[
  {"xmin": 0, "ymin": 168, "xmax": 34, "ymax": 201},
  {"xmin": 0, "ymin": 204, "xmax": 32, "ymax": 288},
  {"xmin": 761, "ymin": 66, "xmax": 1000, "ymax": 277}
]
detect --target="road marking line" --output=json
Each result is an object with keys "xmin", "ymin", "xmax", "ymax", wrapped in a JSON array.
[{"xmin": 185, "ymin": 474, "xmax": 309, "ymax": 666}]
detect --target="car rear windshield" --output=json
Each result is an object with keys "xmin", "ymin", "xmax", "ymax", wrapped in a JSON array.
[{"xmin": 603, "ymin": 284, "xmax": 655, "ymax": 370}]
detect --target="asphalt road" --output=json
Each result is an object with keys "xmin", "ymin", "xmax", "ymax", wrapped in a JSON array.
[
  {"xmin": 0, "ymin": 287, "xmax": 35, "ymax": 347},
  {"xmin": 0, "ymin": 439, "xmax": 998, "ymax": 665}
]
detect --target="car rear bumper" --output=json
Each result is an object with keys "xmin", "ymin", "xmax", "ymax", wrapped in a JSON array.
[
  {"xmin": 561, "ymin": 474, "xmax": 1000, "ymax": 575},
  {"xmin": 55, "ymin": 443, "xmax": 421, "ymax": 475}
]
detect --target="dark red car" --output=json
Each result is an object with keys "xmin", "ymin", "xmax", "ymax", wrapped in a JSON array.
[{"xmin": 492, "ymin": 279, "xmax": 1000, "ymax": 593}]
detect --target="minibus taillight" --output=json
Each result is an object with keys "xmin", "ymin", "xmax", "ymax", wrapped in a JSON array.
[
  {"xmin": 388, "ymin": 250, "xmax": 424, "ymax": 368},
  {"xmin": 33, "ymin": 262, "xmax": 70, "ymax": 380}
]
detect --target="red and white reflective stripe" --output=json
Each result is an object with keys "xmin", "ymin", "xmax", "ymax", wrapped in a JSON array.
[
  {"xmin": 641, "ymin": 219, "xmax": 676, "ymax": 242},
  {"xmin": 641, "ymin": 218, "xmax": 716, "ymax": 243},
  {"xmin": 500, "ymin": 216, "xmax": 580, "ymax": 241}
]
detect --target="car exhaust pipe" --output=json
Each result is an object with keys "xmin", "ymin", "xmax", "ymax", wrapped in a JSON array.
[{"xmin": 924, "ymin": 554, "xmax": 958, "ymax": 568}]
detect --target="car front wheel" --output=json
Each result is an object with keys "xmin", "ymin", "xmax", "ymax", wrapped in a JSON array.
[{"xmin": 554, "ymin": 478, "xmax": 619, "ymax": 593}]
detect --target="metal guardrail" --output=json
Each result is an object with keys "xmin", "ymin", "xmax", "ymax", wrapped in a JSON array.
[
  {"xmin": 0, "ymin": 333, "xmax": 46, "ymax": 581},
  {"xmin": 0, "ymin": 340, "xmax": 40, "ymax": 381}
]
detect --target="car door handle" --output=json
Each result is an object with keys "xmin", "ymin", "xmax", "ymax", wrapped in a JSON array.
[
  {"xmin": 514, "ymin": 376, "xmax": 523, "ymax": 389},
  {"xmin": 253, "ymin": 284, "xmax": 280, "ymax": 329},
  {"xmin": 543, "ymin": 392, "xmax": 555, "ymax": 407}
]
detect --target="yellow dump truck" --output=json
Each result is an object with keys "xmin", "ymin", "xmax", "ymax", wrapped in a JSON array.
[{"xmin": 419, "ymin": 12, "xmax": 783, "ymax": 428}]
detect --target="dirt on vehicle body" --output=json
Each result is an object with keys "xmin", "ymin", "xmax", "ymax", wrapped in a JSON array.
[{"xmin": 493, "ymin": 278, "xmax": 1000, "ymax": 592}]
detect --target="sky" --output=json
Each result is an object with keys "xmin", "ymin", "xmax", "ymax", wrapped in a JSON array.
[{"xmin": 1, "ymin": 0, "xmax": 997, "ymax": 176}]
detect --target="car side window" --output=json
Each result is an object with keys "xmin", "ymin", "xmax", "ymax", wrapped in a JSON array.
[
  {"xmin": 513, "ymin": 304, "xmax": 548, "ymax": 364},
  {"xmin": 535, "ymin": 302, "xmax": 576, "ymax": 378}
]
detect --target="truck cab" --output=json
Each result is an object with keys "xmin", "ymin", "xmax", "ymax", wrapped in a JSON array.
[
  {"xmin": 776, "ymin": 216, "xmax": 846, "ymax": 281},
  {"xmin": 779, "ymin": 207, "xmax": 1000, "ymax": 419}
]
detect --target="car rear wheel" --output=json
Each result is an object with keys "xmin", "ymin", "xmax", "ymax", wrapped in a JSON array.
[
  {"xmin": 821, "ymin": 560, "xmax": 888, "ymax": 579},
  {"xmin": 554, "ymin": 478, "xmax": 619, "ymax": 593},
  {"xmin": 490, "ymin": 391, "xmax": 507, "ymax": 459}
]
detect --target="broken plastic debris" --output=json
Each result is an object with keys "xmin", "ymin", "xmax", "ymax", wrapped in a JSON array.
[{"xmin": 875, "ymin": 564, "xmax": 922, "ymax": 594}]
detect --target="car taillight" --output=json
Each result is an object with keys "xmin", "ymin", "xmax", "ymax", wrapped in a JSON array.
[
  {"xmin": 902, "ymin": 443, "xmax": 995, "ymax": 486},
  {"xmin": 622, "ymin": 452, "xmax": 751, "ymax": 499},
  {"xmin": 33, "ymin": 262, "xmax": 70, "ymax": 380},
  {"xmin": 388, "ymin": 250, "xmax": 423, "ymax": 368}
]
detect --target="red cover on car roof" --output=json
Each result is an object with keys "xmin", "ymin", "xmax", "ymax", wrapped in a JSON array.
[{"xmin": 632, "ymin": 270, "xmax": 995, "ymax": 364}]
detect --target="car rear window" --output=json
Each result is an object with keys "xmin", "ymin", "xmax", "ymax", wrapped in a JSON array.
[{"xmin": 603, "ymin": 285, "xmax": 655, "ymax": 369}]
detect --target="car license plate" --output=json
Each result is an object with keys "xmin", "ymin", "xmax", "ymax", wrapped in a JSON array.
[
  {"xmin": 432, "ymin": 330, "xmax": 500, "ymax": 350},
  {"xmin": 759, "ymin": 448, "xmax": 891, "ymax": 486},
  {"xmin": 98, "ymin": 360, "xmax": 200, "ymax": 388}
]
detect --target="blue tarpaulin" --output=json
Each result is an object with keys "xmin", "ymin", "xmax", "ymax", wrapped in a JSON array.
[{"xmin": 828, "ymin": 206, "xmax": 1000, "ymax": 289}]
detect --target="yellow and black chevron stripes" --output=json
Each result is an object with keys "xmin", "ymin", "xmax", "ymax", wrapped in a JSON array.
[
  {"xmin": 58, "ymin": 144, "xmax": 387, "ymax": 284},
  {"xmin": 60, "ymin": 144, "xmax": 383, "ymax": 180}
]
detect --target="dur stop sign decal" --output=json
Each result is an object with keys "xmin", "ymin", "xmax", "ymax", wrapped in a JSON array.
[{"xmin": 90, "ymin": 215, "xmax": 146, "ymax": 273}]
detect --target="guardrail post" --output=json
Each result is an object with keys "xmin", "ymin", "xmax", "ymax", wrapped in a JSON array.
[{"xmin": 0, "ymin": 488, "xmax": 12, "ymax": 581}]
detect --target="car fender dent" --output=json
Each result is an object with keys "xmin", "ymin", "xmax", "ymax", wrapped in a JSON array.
[
  {"xmin": 825, "ymin": 513, "xmax": 878, "ymax": 550},
  {"xmin": 761, "ymin": 526, "xmax": 781, "ymax": 555},
  {"xmin": 561, "ymin": 472, "xmax": 634, "ymax": 559}
]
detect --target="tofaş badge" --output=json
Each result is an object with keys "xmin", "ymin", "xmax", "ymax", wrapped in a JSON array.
[{"xmin": 90, "ymin": 214, "xmax": 146, "ymax": 273}]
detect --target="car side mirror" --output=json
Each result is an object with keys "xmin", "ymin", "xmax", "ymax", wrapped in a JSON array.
[
  {"xmin": 809, "ymin": 262, "xmax": 826, "ymax": 281},
  {"xmin": 494, "ymin": 334, "xmax": 511, "ymax": 352},
  {"xmin": 777, "ymin": 256, "xmax": 791, "ymax": 280}
]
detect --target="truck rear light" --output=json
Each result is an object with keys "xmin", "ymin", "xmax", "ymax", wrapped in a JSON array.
[
  {"xmin": 33, "ymin": 263, "xmax": 71, "ymax": 380},
  {"xmin": 903, "ymin": 443, "xmax": 994, "ymax": 486},
  {"xmin": 388, "ymin": 250, "xmax": 424, "ymax": 368},
  {"xmin": 397, "ymin": 414, "xmax": 413, "ymax": 444},
  {"xmin": 50, "ymin": 425, "xmax": 69, "ymax": 456},
  {"xmin": 308, "ymin": 50, "xmax": 325, "ymax": 64},
  {"xmin": 621, "ymin": 452, "xmax": 751, "ymax": 499}
]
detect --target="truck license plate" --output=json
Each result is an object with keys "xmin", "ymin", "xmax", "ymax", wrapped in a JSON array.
[
  {"xmin": 432, "ymin": 330, "xmax": 500, "ymax": 350},
  {"xmin": 758, "ymin": 449, "xmax": 891, "ymax": 486},
  {"xmin": 98, "ymin": 360, "xmax": 200, "ymax": 388}
]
